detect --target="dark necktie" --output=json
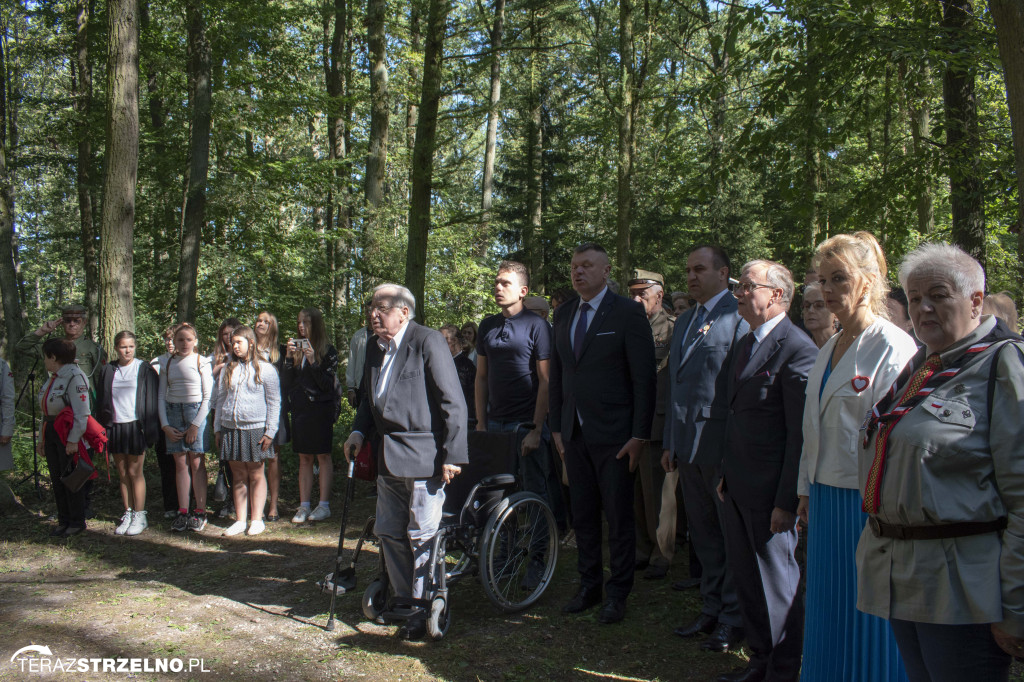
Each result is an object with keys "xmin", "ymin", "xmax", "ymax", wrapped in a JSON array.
[
  {"xmin": 574, "ymin": 302, "xmax": 591, "ymax": 360},
  {"xmin": 734, "ymin": 334, "xmax": 754, "ymax": 381}
]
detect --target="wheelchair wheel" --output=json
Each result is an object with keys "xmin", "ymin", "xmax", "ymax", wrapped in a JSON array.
[
  {"xmin": 479, "ymin": 491, "xmax": 558, "ymax": 613},
  {"xmin": 426, "ymin": 596, "xmax": 450, "ymax": 640},
  {"xmin": 361, "ymin": 579, "xmax": 387, "ymax": 623}
]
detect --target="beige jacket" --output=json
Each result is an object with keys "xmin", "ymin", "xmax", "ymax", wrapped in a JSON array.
[{"xmin": 856, "ymin": 316, "xmax": 1024, "ymax": 636}]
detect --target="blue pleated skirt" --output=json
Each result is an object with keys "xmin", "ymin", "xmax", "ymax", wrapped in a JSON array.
[{"xmin": 801, "ymin": 483, "xmax": 907, "ymax": 682}]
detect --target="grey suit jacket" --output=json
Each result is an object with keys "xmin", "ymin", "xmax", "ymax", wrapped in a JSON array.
[
  {"xmin": 352, "ymin": 321, "xmax": 468, "ymax": 478},
  {"xmin": 663, "ymin": 293, "xmax": 748, "ymax": 467}
]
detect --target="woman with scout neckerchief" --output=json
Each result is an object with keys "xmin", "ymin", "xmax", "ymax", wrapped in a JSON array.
[{"xmin": 856, "ymin": 243, "xmax": 1024, "ymax": 681}]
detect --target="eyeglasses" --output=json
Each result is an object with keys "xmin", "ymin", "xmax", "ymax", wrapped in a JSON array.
[
  {"xmin": 370, "ymin": 304, "xmax": 400, "ymax": 315},
  {"xmin": 732, "ymin": 281, "xmax": 775, "ymax": 297},
  {"xmin": 801, "ymin": 301, "xmax": 826, "ymax": 312},
  {"xmin": 62, "ymin": 317, "xmax": 84, "ymax": 325}
]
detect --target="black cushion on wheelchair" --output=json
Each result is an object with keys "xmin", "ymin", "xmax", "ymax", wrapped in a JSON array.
[{"xmin": 442, "ymin": 430, "xmax": 519, "ymax": 516}]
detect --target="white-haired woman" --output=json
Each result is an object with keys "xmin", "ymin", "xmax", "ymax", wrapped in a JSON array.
[
  {"xmin": 797, "ymin": 231, "xmax": 918, "ymax": 681},
  {"xmin": 856, "ymin": 243, "xmax": 1024, "ymax": 681}
]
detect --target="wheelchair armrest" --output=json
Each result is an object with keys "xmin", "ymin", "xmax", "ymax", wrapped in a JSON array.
[{"xmin": 478, "ymin": 473, "xmax": 516, "ymax": 489}]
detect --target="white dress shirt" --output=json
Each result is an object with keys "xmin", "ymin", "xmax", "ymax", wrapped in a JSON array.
[
  {"xmin": 569, "ymin": 286, "xmax": 608, "ymax": 348},
  {"xmin": 375, "ymin": 321, "xmax": 411, "ymax": 400}
]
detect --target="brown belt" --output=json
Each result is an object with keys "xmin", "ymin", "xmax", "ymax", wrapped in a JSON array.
[{"xmin": 869, "ymin": 516, "xmax": 1007, "ymax": 540}]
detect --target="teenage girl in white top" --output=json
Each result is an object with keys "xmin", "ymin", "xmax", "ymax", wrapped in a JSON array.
[
  {"xmin": 158, "ymin": 323, "xmax": 214, "ymax": 532},
  {"xmin": 97, "ymin": 331, "xmax": 160, "ymax": 536}
]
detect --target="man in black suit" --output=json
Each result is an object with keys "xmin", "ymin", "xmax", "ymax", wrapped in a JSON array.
[
  {"xmin": 716, "ymin": 260, "xmax": 816, "ymax": 682},
  {"xmin": 550, "ymin": 243, "xmax": 656, "ymax": 625},
  {"xmin": 344, "ymin": 284, "xmax": 468, "ymax": 641}
]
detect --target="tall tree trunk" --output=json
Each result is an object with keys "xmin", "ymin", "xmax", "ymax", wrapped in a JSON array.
[
  {"xmin": 0, "ymin": 29, "xmax": 22, "ymax": 368},
  {"xmin": 901, "ymin": 60, "xmax": 935, "ymax": 235},
  {"xmin": 140, "ymin": 0, "xmax": 174, "ymax": 281},
  {"xmin": 406, "ymin": 0, "xmax": 420, "ymax": 155},
  {"xmin": 615, "ymin": 0, "xmax": 635, "ymax": 280},
  {"xmin": 364, "ymin": 0, "xmax": 388, "ymax": 209},
  {"xmin": 480, "ymin": 0, "xmax": 505, "ymax": 228},
  {"xmin": 175, "ymin": 0, "xmax": 212, "ymax": 323},
  {"xmin": 990, "ymin": 0, "xmax": 1024, "ymax": 285},
  {"xmin": 942, "ymin": 0, "xmax": 985, "ymax": 266},
  {"xmin": 98, "ymin": 0, "xmax": 139, "ymax": 350},
  {"xmin": 405, "ymin": 0, "xmax": 448, "ymax": 324},
  {"xmin": 73, "ymin": 0, "xmax": 99, "ymax": 339},
  {"xmin": 324, "ymin": 0, "xmax": 350, "ymax": 350},
  {"xmin": 524, "ymin": 9, "xmax": 542, "ymax": 283}
]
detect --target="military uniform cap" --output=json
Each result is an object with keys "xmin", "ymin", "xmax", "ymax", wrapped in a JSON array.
[
  {"xmin": 627, "ymin": 269, "xmax": 664, "ymax": 289},
  {"xmin": 61, "ymin": 304, "xmax": 88, "ymax": 316}
]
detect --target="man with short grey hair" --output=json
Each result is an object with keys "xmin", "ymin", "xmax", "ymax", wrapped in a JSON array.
[
  {"xmin": 344, "ymin": 283, "xmax": 468, "ymax": 641},
  {"xmin": 716, "ymin": 259, "xmax": 816, "ymax": 682}
]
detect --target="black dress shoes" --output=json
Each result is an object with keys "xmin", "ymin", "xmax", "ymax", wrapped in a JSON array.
[
  {"xmin": 673, "ymin": 613, "xmax": 717, "ymax": 638},
  {"xmin": 562, "ymin": 587, "xmax": 602, "ymax": 614},
  {"xmin": 672, "ymin": 577, "xmax": 702, "ymax": 591},
  {"xmin": 700, "ymin": 622, "xmax": 744, "ymax": 652},
  {"xmin": 396, "ymin": 618, "xmax": 427, "ymax": 641},
  {"xmin": 63, "ymin": 525, "xmax": 86, "ymax": 537},
  {"xmin": 716, "ymin": 665, "xmax": 766, "ymax": 682},
  {"xmin": 597, "ymin": 599, "xmax": 626, "ymax": 624},
  {"xmin": 50, "ymin": 525, "xmax": 69, "ymax": 537}
]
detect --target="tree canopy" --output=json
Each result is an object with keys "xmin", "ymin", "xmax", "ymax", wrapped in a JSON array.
[{"xmin": 0, "ymin": 0, "xmax": 1019, "ymax": 365}]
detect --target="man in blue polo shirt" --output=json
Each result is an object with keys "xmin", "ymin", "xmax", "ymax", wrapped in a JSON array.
[{"xmin": 475, "ymin": 261, "xmax": 564, "ymax": 568}]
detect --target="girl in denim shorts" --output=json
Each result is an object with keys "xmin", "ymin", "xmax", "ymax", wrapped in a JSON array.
[{"xmin": 158, "ymin": 323, "xmax": 213, "ymax": 532}]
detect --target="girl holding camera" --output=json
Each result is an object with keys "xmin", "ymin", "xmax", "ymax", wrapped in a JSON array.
[{"xmin": 283, "ymin": 308, "xmax": 338, "ymax": 523}]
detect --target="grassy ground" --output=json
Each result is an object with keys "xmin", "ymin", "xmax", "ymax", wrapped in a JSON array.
[{"xmin": 0, "ymin": 452, "xmax": 750, "ymax": 682}]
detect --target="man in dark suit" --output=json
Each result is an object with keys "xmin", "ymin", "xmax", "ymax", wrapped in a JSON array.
[
  {"xmin": 550, "ymin": 243, "xmax": 656, "ymax": 625},
  {"xmin": 716, "ymin": 260, "xmax": 816, "ymax": 682},
  {"xmin": 662, "ymin": 246, "xmax": 749, "ymax": 651},
  {"xmin": 344, "ymin": 284, "xmax": 468, "ymax": 641}
]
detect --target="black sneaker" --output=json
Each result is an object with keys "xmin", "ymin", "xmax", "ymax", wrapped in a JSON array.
[
  {"xmin": 187, "ymin": 512, "xmax": 207, "ymax": 532},
  {"xmin": 170, "ymin": 513, "xmax": 189, "ymax": 532}
]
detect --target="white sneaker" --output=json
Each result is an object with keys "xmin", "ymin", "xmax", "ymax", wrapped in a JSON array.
[
  {"xmin": 247, "ymin": 520, "xmax": 266, "ymax": 536},
  {"xmin": 115, "ymin": 509, "xmax": 133, "ymax": 535},
  {"xmin": 308, "ymin": 504, "xmax": 331, "ymax": 522},
  {"xmin": 223, "ymin": 520, "xmax": 247, "ymax": 536},
  {"xmin": 125, "ymin": 510, "xmax": 148, "ymax": 536},
  {"xmin": 291, "ymin": 506, "xmax": 310, "ymax": 524}
]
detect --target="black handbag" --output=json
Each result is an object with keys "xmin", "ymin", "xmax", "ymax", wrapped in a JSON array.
[
  {"xmin": 213, "ymin": 462, "xmax": 229, "ymax": 502},
  {"xmin": 61, "ymin": 456, "xmax": 94, "ymax": 493}
]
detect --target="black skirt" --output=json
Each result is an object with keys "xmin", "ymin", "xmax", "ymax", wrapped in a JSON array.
[
  {"xmin": 108, "ymin": 421, "xmax": 148, "ymax": 456},
  {"xmin": 290, "ymin": 400, "xmax": 334, "ymax": 455}
]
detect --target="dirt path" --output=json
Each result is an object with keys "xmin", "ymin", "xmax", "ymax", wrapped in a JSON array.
[{"xmin": 0, "ymin": 476, "xmax": 773, "ymax": 681}]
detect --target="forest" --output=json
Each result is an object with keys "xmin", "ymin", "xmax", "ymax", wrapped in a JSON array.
[{"xmin": 0, "ymin": 0, "xmax": 1021, "ymax": 375}]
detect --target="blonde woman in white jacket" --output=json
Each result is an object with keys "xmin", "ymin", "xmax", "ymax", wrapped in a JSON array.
[{"xmin": 796, "ymin": 232, "xmax": 917, "ymax": 682}]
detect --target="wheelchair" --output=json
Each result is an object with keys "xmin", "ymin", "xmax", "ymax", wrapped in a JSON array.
[{"xmin": 360, "ymin": 427, "xmax": 560, "ymax": 640}]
